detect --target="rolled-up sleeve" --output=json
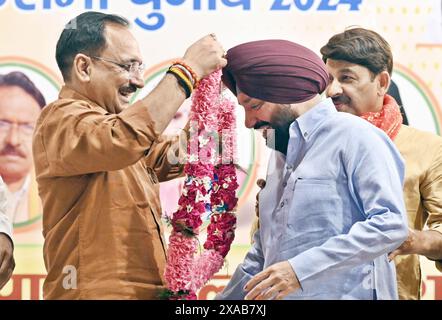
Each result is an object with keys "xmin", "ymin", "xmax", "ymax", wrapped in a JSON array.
[
  {"xmin": 145, "ymin": 123, "xmax": 189, "ymax": 182},
  {"xmin": 34, "ymin": 100, "xmax": 160, "ymax": 178}
]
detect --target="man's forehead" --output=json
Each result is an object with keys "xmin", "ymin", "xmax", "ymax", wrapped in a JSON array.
[
  {"xmin": 0, "ymin": 86, "xmax": 41, "ymax": 111},
  {"xmin": 0, "ymin": 86, "xmax": 33, "ymax": 100},
  {"xmin": 103, "ymin": 24, "xmax": 142, "ymax": 61},
  {"xmin": 326, "ymin": 59, "xmax": 362, "ymax": 72},
  {"xmin": 237, "ymin": 92, "xmax": 260, "ymax": 106},
  {"xmin": 236, "ymin": 88, "xmax": 262, "ymax": 104}
]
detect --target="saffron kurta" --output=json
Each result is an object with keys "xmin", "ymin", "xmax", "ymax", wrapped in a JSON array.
[{"xmin": 33, "ymin": 86, "xmax": 185, "ymax": 299}]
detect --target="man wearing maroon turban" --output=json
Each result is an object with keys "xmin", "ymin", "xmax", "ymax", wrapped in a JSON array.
[{"xmin": 216, "ymin": 40, "xmax": 408, "ymax": 300}]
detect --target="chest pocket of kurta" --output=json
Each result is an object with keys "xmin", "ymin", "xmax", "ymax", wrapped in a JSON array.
[
  {"xmin": 281, "ymin": 178, "xmax": 343, "ymax": 252},
  {"xmin": 123, "ymin": 165, "xmax": 160, "ymax": 215},
  {"xmin": 143, "ymin": 167, "xmax": 163, "ymax": 222},
  {"xmin": 145, "ymin": 167, "xmax": 159, "ymax": 185}
]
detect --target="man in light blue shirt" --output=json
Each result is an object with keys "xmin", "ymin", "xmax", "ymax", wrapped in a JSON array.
[{"xmin": 217, "ymin": 40, "xmax": 408, "ymax": 300}]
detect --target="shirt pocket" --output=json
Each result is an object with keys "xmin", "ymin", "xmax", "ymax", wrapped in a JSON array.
[
  {"xmin": 281, "ymin": 178, "xmax": 344, "ymax": 252},
  {"xmin": 145, "ymin": 167, "xmax": 160, "ymax": 185}
]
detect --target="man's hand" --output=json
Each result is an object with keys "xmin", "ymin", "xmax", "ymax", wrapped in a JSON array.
[
  {"xmin": 0, "ymin": 233, "xmax": 14, "ymax": 289},
  {"xmin": 244, "ymin": 261, "xmax": 300, "ymax": 300},
  {"xmin": 182, "ymin": 34, "xmax": 227, "ymax": 80},
  {"xmin": 389, "ymin": 228, "xmax": 442, "ymax": 261}
]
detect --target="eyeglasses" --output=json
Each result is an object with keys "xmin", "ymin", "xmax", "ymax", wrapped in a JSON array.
[
  {"xmin": 91, "ymin": 56, "xmax": 146, "ymax": 76},
  {"xmin": 0, "ymin": 119, "xmax": 35, "ymax": 136}
]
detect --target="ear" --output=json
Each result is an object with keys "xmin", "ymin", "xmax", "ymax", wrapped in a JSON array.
[
  {"xmin": 72, "ymin": 54, "xmax": 92, "ymax": 83},
  {"xmin": 376, "ymin": 71, "xmax": 391, "ymax": 97}
]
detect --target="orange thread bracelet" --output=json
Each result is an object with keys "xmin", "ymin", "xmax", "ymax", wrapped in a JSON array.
[{"xmin": 172, "ymin": 60, "xmax": 200, "ymax": 88}]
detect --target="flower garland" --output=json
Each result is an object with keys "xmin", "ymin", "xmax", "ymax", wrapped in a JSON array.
[{"xmin": 163, "ymin": 70, "xmax": 238, "ymax": 300}]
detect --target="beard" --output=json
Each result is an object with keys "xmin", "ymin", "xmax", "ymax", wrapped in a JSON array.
[
  {"xmin": 262, "ymin": 125, "xmax": 290, "ymax": 155},
  {"xmin": 254, "ymin": 105, "xmax": 296, "ymax": 155}
]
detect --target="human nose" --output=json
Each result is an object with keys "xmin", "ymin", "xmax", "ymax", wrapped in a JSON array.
[
  {"xmin": 326, "ymin": 78, "xmax": 343, "ymax": 98},
  {"xmin": 129, "ymin": 71, "xmax": 145, "ymax": 89},
  {"xmin": 5, "ymin": 124, "xmax": 21, "ymax": 146},
  {"xmin": 244, "ymin": 110, "xmax": 257, "ymax": 129}
]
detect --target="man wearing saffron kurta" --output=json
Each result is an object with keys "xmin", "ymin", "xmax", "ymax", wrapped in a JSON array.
[
  {"xmin": 32, "ymin": 12, "xmax": 226, "ymax": 299},
  {"xmin": 321, "ymin": 27, "xmax": 442, "ymax": 300},
  {"xmin": 217, "ymin": 40, "xmax": 408, "ymax": 300}
]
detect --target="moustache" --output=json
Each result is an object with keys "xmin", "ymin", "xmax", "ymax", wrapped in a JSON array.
[
  {"xmin": 331, "ymin": 95, "xmax": 351, "ymax": 105},
  {"xmin": 119, "ymin": 85, "xmax": 137, "ymax": 95},
  {"xmin": 253, "ymin": 122, "xmax": 272, "ymax": 130},
  {"xmin": 0, "ymin": 144, "xmax": 26, "ymax": 158}
]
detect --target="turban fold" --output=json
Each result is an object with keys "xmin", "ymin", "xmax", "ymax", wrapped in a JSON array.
[{"xmin": 222, "ymin": 40, "xmax": 329, "ymax": 104}]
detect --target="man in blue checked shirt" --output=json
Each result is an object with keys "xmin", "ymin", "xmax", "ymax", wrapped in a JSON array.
[{"xmin": 217, "ymin": 39, "xmax": 408, "ymax": 300}]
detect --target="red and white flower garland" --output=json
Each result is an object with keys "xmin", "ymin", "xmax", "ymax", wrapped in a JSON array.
[{"xmin": 163, "ymin": 70, "xmax": 238, "ymax": 300}]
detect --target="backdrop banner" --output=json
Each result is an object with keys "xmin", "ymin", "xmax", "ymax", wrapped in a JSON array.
[{"xmin": 0, "ymin": 0, "xmax": 441, "ymax": 300}]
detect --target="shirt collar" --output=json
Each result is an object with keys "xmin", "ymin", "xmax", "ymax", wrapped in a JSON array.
[
  {"xmin": 290, "ymin": 98, "xmax": 337, "ymax": 140},
  {"xmin": 4, "ymin": 175, "xmax": 30, "ymax": 198},
  {"xmin": 59, "ymin": 86, "xmax": 104, "ymax": 111}
]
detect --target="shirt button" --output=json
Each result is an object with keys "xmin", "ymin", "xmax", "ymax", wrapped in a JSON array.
[
  {"xmin": 280, "ymin": 202, "xmax": 285, "ymax": 208},
  {"xmin": 304, "ymin": 132, "xmax": 308, "ymax": 137},
  {"xmin": 287, "ymin": 165, "xmax": 293, "ymax": 170},
  {"xmin": 283, "ymin": 182, "xmax": 287, "ymax": 187}
]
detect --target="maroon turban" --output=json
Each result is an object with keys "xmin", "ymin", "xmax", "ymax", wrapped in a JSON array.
[{"xmin": 222, "ymin": 40, "xmax": 329, "ymax": 104}]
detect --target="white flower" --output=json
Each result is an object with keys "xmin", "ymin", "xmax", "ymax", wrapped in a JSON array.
[
  {"xmin": 186, "ymin": 205, "xmax": 193, "ymax": 213},
  {"xmin": 189, "ymin": 125, "xmax": 197, "ymax": 133},
  {"xmin": 199, "ymin": 136, "xmax": 209, "ymax": 147},
  {"xmin": 188, "ymin": 154, "xmax": 199, "ymax": 162},
  {"xmin": 202, "ymin": 177, "xmax": 212, "ymax": 190},
  {"xmin": 196, "ymin": 191, "xmax": 211, "ymax": 203},
  {"xmin": 211, "ymin": 150, "xmax": 217, "ymax": 162}
]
